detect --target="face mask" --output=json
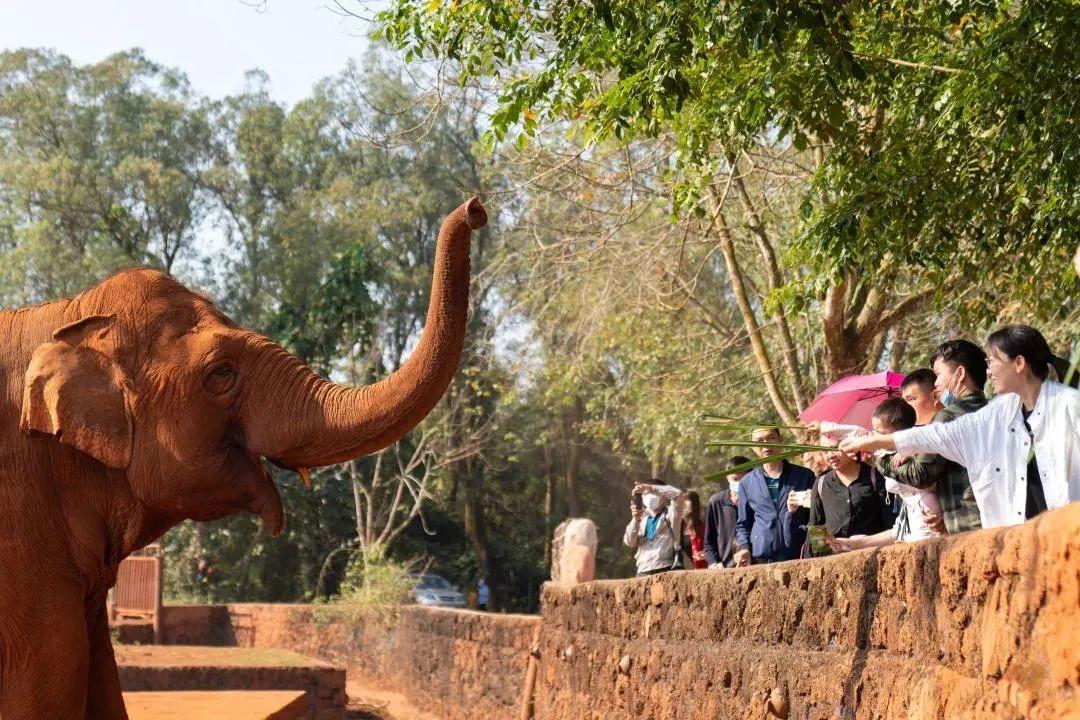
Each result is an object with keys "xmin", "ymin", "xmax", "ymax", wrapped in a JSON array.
[
  {"xmin": 940, "ymin": 389, "xmax": 956, "ymax": 407},
  {"xmin": 643, "ymin": 494, "xmax": 662, "ymax": 512},
  {"xmin": 729, "ymin": 480, "xmax": 741, "ymax": 495}
]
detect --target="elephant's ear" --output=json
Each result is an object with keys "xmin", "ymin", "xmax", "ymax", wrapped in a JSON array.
[{"xmin": 21, "ymin": 315, "xmax": 133, "ymax": 469}]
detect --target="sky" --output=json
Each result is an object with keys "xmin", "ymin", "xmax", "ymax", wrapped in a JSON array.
[{"xmin": 0, "ymin": 0, "xmax": 374, "ymax": 104}]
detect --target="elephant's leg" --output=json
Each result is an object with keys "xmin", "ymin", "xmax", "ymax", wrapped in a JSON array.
[
  {"xmin": 85, "ymin": 600, "xmax": 128, "ymax": 720},
  {"xmin": 0, "ymin": 597, "xmax": 90, "ymax": 720}
]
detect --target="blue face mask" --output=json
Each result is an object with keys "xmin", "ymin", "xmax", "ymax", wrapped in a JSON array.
[{"xmin": 940, "ymin": 389, "xmax": 956, "ymax": 407}]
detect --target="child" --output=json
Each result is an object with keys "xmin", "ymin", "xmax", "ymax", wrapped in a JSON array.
[{"xmin": 816, "ymin": 398, "xmax": 945, "ymax": 550}]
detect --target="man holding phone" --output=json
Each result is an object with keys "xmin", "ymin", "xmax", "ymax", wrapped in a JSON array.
[
  {"xmin": 624, "ymin": 480, "xmax": 683, "ymax": 576},
  {"xmin": 733, "ymin": 427, "xmax": 815, "ymax": 566}
]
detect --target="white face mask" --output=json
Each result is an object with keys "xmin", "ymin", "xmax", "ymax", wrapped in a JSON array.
[
  {"xmin": 729, "ymin": 480, "xmax": 741, "ymax": 495},
  {"xmin": 643, "ymin": 493, "xmax": 662, "ymax": 512}
]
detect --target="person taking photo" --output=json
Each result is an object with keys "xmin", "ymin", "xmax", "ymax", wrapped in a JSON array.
[{"xmin": 623, "ymin": 481, "xmax": 683, "ymax": 576}]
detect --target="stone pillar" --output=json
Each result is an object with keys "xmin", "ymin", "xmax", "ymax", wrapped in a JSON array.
[{"xmin": 550, "ymin": 518, "xmax": 597, "ymax": 586}]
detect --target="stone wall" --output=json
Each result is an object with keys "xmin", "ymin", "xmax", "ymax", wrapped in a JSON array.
[
  {"xmin": 160, "ymin": 604, "xmax": 233, "ymax": 645},
  {"xmin": 225, "ymin": 603, "xmax": 540, "ymax": 719},
  {"xmin": 148, "ymin": 502, "xmax": 1080, "ymax": 720},
  {"xmin": 533, "ymin": 502, "xmax": 1080, "ymax": 720}
]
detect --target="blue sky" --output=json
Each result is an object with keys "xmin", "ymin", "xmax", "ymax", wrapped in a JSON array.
[{"xmin": 0, "ymin": 0, "xmax": 373, "ymax": 104}]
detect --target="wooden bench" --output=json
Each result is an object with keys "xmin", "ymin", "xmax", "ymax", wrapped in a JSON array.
[
  {"xmin": 109, "ymin": 545, "xmax": 164, "ymax": 643},
  {"xmin": 123, "ymin": 690, "xmax": 308, "ymax": 720}
]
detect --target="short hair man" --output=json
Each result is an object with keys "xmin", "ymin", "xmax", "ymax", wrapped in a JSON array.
[
  {"xmin": 733, "ymin": 428, "xmax": 815, "ymax": 566},
  {"xmin": 808, "ymin": 440, "xmax": 893, "ymax": 543},
  {"xmin": 899, "ymin": 368, "xmax": 941, "ymax": 425},
  {"xmin": 704, "ymin": 456, "xmax": 750, "ymax": 569},
  {"xmin": 878, "ymin": 340, "xmax": 988, "ymax": 533}
]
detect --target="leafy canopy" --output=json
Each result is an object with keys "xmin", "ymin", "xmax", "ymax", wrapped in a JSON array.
[{"xmin": 375, "ymin": 0, "xmax": 1080, "ymax": 320}]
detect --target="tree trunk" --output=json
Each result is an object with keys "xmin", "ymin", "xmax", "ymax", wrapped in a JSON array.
[
  {"xmin": 561, "ymin": 400, "xmax": 584, "ymax": 517},
  {"xmin": 308, "ymin": 541, "xmax": 350, "ymax": 601},
  {"xmin": 708, "ymin": 185, "xmax": 799, "ymax": 426},
  {"xmin": 889, "ymin": 328, "xmax": 910, "ymax": 371},
  {"xmin": 234, "ymin": 526, "xmax": 265, "ymax": 599},
  {"xmin": 462, "ymin": 458, "xmax": 496, "ymax": 608},
  {"xmin": 543, "ymin": 443, "xmax": 556, "ymax": 569},
  {"xmin": 731, "ymin": 173, "xmax": 808, "ymax": 410}
]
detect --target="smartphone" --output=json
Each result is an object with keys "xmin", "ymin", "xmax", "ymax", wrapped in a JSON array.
[
  {"xmin": 790, "ymin": 490, "xmax": 812, "ymax": 508},
  {"xmin": 632, "ymin": 492, "xmax": 644, "ymax": 510}
]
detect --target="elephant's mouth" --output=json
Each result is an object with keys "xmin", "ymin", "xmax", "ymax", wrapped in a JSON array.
[
  {"xmin": 253, "ymin": 468, "xmax": 285, "ymax": 537},
  {"xmin": 240, "ymin": 450, "xmax": 285, "ymax": 536}
]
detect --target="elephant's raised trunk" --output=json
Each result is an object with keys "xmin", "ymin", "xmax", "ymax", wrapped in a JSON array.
[{"xmin": 241, "ymin": 197, "xmax": 486, "ymax": 469}]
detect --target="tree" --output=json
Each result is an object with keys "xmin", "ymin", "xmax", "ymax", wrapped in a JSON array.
[
  {"xmin": 0, "ymin": 48, "xmax": 211, "ymax": 303},
  {"xmin": 371, "ymin": 0, "xmax": 1080, "ymax": 422}
]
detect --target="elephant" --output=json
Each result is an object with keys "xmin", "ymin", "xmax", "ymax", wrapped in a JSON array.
[{"xmin": 0, "ymin": 198, "xmax": 486, "ymax": 719}]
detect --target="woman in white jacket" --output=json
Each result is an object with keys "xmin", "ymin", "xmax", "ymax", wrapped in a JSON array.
[{"xmin": 841, "ymin": 326, "xmax": 1079, "ymax": 529}]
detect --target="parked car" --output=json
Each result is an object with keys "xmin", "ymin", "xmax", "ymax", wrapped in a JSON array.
[{"xmin": 408, "ymin": 573, "xmax": 467, "ymax": 608}]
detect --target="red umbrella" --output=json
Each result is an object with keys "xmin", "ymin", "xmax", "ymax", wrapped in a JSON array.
[{"xmin": 798, "ymin": 371, "xmax": 906, "ymax": 430}]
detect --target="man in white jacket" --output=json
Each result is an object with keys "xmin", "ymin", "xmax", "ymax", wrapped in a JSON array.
[
  {"xmin": 841, "ymin": 326, "xmax": 1080, "ymax": 528},
  {"xmin": 624, "ymin": 481, "xmax": 683, "ymax": 576}
]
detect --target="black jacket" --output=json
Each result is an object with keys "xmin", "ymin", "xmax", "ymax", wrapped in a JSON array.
[
  {"xmin": 808, "ymin": 463, "xmax": 894, "ymax": 538},
  {"xmin": 703, "ymin": 490, "xmax": 739, "ymax": 567}
]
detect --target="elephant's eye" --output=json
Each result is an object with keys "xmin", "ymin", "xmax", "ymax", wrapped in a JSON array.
[{"xmin": 205, "ymin": 362, "xmax": 238, "ymax": 395}]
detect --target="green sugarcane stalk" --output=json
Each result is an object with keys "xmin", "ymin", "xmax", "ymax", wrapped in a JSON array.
[
  {"xmin": 701, "ymin": 413, "xmax": 801, "ymax": 426},
  {"xmin": 702, "ymin": 423, "xmax": 806, "ymax": 431},
  {"xmin": 1065, "ymin": 344, "xmax": 1079, "ymax": 387},
  {"xmin": 702, "ymin": 449, "xmax": 808, "ymax": 482},
  {"xmin": 706, "ymin": 440, "xmax": 836, "ymax": 452}
]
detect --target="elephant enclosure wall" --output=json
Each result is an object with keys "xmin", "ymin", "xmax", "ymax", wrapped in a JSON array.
[
  {"xmin": 152, "ymin": 502, "xmax": 1080, "ymax": 720},
  {"xmin": 223, "ymin": 604, "xmax": 539, "ymax": 719},
  {"xmin": 536, "ymin": 502, "xmax": 1080, "ymax": 720}
]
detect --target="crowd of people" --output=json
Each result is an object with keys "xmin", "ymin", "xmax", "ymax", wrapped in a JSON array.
[{"xmin": 624, "ymin": 325, "xmax": 1080, "ymax": 575}]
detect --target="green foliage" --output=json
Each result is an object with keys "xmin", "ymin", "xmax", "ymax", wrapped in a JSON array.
[
  {"xmin": 0, "ymin": 48, "xmax": 211, "ymax": 303},
  {"xmin": 324, "ymin": 545, "xmax": 418, "ymax": 614},
  {"xmin": 265, "ymin": 244, "xmax": 378, "ymax": 373},
  {"xmin": 374, "ymin": 0, "xmax": 1080, "ymax": 324}
]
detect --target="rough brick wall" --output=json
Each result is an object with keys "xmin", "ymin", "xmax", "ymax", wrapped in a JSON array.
[
  {"xmin": 160, "ymin": 604, "xmax": 233, "ymax": 645},
  {"xmin": 225, "ymin": 603, "xmax": 540, "ymax": 719},
  {"xmin": 151, "ymin": 502, "xmax": 1080, "ymax": 720},
  {"xmin": 534, "ymin": 502, "xmax": 1080, "ymax": 720}
]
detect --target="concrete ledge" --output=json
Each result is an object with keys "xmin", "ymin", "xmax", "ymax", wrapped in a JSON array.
[
  {"xmin": 123, "ymin": 690, "xmax": 308, "ymax": 720},
  {"xmin": 116, "ymin": 646, "xmax": 345, "ymax": 719}
]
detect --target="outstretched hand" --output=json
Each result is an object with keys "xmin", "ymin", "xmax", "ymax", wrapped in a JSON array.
[
  {"xmin": 825, "ymin": 531, "xmax": 855, "ymax": 553},
  {"xmin": 839, "ymin": 434, "xmax": 880, "ymax": 454}
]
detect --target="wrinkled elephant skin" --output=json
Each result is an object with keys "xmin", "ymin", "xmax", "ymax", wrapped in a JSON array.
[{"xmin": 0, "ymin": 198, "xmax": 486, "ymax": 719}]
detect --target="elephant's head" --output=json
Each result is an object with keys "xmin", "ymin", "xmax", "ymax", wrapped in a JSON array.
[{"xmin": 19, "ymin": 198, "xmax": 486, "ymax": 536}]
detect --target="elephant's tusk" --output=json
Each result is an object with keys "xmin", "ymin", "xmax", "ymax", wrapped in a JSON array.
[{"xmin": 297, "ymin": 467, "xmax": 312, "ymax": 489}]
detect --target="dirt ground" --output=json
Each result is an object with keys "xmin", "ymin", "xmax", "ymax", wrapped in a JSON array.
[
  {"xmin": 115, "ymin": 645, "xmax": 331, "ymax": 668},
  {"xmin": 345, "ymin": 681, "xmax": 442, "ymax": 720}
]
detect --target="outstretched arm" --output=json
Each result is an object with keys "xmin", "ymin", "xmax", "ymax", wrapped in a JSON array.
[{"xmin": 840, "ymin": 433, "xmax": 897, "ymax": 455}]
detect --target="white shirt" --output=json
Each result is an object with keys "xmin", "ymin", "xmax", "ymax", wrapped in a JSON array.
[
  {"xmin": 893, "ymin": 380, "xmax": 1080, "ymax": 529},
  {"xmin": 623, "ymin": 484, "xmax": 683, "ymax": 574}
]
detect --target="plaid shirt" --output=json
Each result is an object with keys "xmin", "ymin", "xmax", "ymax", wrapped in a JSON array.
[{"xmin": 876, "ymin": 392, "xmax": 987, "ymax": 534}]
